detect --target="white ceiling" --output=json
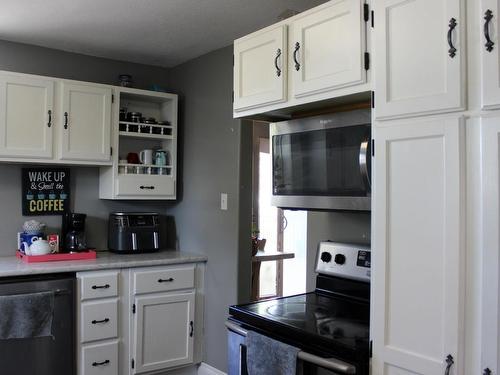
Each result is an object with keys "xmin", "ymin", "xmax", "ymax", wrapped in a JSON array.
[{"xmin": 0, "ymin": 0, "xmax": 326, "ymax": 68}]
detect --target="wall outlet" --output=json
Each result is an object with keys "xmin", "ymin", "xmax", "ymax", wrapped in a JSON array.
[{"xmin": 220, "ymin": 193, "xmax": 228, "ymax": 210}]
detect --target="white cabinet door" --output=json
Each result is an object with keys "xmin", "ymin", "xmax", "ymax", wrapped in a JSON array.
[
  {"xmin": 480, "ymin": 115, "xmax": 500, "ymax": 375},
  {"xmin": 0, "ymin": 74, "xmax": 54, "ymax": 158},
  {"xmin": 59, "ymin": 82, "xmax": 111, "ymax": 161},
  {"xmin": 233, "ymin": 25, "xmax": 287, "ymax": 111},
  {"xmin": 374, "ymin": 0, "xmax": 464, "ymax": 119},
  {"xmin": 371, "ymin": 117, "xmax": 465, "ymax": 374},
  {"xmin": 291, "ymin": 0, "xmax": 366, "ymax": 98},
  {"xmin": 133, "ymin": 291, "xmax": 195, "ymax": 374},
  {"xmin": 481, "ymin": 0, "xmax": 500, "ymax": 109}
]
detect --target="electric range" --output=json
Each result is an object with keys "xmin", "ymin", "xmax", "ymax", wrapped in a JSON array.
[{"xmin": 227, "ymin": 242, "xmax": 371, "ymax": 375}]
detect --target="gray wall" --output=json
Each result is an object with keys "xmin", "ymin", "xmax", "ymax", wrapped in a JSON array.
[
  {"xmin": 0, "ymin": 39, "xmax": 173, "ymax": 254},
  {"xmin": 166, "ymin": 46, "xmax": 252, "ymax": 372},
  {"xmin": 0, "ymin": 39, "xmax": 169, "ymax": 89},
  {"xmin": 306, "ymin": 212, "xmax": 371, "ymax": 290}
]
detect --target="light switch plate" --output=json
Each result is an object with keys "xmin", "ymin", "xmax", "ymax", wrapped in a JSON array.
[{"xmin": 220, "ymin": 193, "xmax": 228, "ymax": 210}]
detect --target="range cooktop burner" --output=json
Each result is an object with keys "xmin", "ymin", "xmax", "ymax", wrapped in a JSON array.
[{"xmin": 266, "ymin": 302, "xmax": 330, "ymax": 321}]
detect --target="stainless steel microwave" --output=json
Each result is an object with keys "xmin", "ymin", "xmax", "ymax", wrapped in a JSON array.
[{"xmin": 270, "ymin": 109, "xmax": 371, "ymax": 211}]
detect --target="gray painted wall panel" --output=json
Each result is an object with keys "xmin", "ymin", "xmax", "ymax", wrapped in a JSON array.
[{"xmin": 167, "ymin": 46, "xmax": 252, "ymax": 372}]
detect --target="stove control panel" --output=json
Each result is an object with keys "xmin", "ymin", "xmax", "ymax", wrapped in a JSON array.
[{"xmin": 315, "ymin": 241, "xmax": 371, "ymax": 282}]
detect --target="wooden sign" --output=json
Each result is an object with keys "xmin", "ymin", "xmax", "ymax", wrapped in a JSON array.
[{"xmin": 22, "ymin": 168, "xmax": 70, "ymax": 216}]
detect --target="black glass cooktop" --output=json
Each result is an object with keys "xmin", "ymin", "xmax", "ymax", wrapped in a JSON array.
[{"xmin": 229, "ymin": 291, "xmax": 370, "ymax": 360}]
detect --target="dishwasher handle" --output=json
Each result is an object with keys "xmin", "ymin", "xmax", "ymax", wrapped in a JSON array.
[{"xmin": 225, "ymin": 321, "xmax": 356, "ymax": 374}]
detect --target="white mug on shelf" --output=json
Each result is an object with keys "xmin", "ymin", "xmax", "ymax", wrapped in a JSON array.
[{"xmin": 139, "ymin": 149, "xmax": 154, "ymax": 165}]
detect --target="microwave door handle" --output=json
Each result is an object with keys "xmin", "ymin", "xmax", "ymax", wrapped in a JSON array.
[{"xmin": 359, "ymin": 139, "xmax": 371, "ymax": 191}]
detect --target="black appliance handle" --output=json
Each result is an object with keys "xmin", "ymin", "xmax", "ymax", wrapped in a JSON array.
[
  {"xmin": 225, "ymin": 321, "xmax": 356, "ymax": 374},
  {"xmin": 92, "ymin": 284, "xmax": 110, "ymax": 289},
  {"xmin": 92, "ymin": 360, "xmax": 110, "ymax": 367},
  {"xmin": 484, "ymin": 9, "xmax": 495, "ymax": 52}
]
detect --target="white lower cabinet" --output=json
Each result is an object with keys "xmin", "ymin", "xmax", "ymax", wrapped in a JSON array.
[
  {"xmin": 81, "ymin": 340, "xmax": 119, "ymax": 375},
  {"xmin": 371, "ymin": 116, "xmax": 465, "ymax": 374},
  {"xmin": 133, "ymin": 292, "xmax": 195, "ymax": 373},
  {"xmin": 479, "ymin": 115, "xmax": 500, "ymax": 374},
  {"xmin": 77, "ymin": 264, "xmax": 203, "ymax": 375}
]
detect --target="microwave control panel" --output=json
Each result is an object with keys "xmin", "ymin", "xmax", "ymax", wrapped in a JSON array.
[{"xmin": 315, "ymin": 241, "xmax": 371, "ymax": 282}]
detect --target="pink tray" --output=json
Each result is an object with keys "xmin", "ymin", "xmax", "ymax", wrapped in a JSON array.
[{"xmin": 16, "ymin": 250, "xmax": 97, "ymax": 263}]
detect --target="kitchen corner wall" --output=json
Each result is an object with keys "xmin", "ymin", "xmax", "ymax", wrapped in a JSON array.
[
  {"xmin": 0, "ymin": 39, "xmax": 173, "ymax": 254},
  {"xmin": 166, "ymin": 45, "xmax": 252, "ymax": 372}
]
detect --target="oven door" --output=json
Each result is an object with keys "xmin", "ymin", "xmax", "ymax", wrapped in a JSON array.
[
  {"xmin": 271, "ymin": 116, "xmax": 371, "ymax": 211},
  {"xmin": 226, "ymin": 321, "xmax": 359, "ymax": 375}
]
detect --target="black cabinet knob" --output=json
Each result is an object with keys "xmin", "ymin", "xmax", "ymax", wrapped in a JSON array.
[
  {"xmin": 334, "ymin": 254, "xmax": 346, "ymax": 265},
  {"xmin": 320, "ymin": 252, "xmax": 332, "ymax": 263}
]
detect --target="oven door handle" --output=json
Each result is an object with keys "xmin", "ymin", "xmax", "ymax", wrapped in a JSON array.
[
  {"xmin": 359, "ymin": 138, "xmax": 371, "ymax": 191},
  {"xmin": 225, "ymin": 321, "xmax": 357, "ymax": 375}
]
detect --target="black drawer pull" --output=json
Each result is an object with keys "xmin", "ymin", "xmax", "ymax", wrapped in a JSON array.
[
  {"xmin": 293, "ymin": 42, "xmax": 301, "ymax": 71},
  {"xmin": 92, "ymin": 360, "xmax": 110, "ymax": 367},
  {"xmin": 64, "ymin": 111, "xmax": 69, "ymax": 129},
  {"xmin": 190, "ymin": 320, "xmax": 194, "ymax": 337},
  {"xmin": 140, "ymin": 185, "xmax": 155, "ymax": 190},
  {"xmin": 47, "ymin": 110, "xmax": 52, "ymax": 128},
  {"xmin": 91, "ymin": 318, "xmax": 110, "ymax": 324},
  {"xmin": 158, "ymin": 277, "xmax": 174, "ymax": 283},
  {"xmin": 274, "ymin": 48, "xmax": 282, "ymax": 77},
  {"xmin": 484, "ymin": 368, "xmax": 492, "ymax": 375},
  {"xmin": 447, "ymin": 18, "xmax": 457, "ymax": 58},
  {"xmin": 92, "ymin": 284, "xmax": 110, "ymax": 289},
  {"xmin": 444, "ymin": 354, "xmax": 454, "ymax": 375},
  {"xmin": 484, "ymin": 9, "xmax": 495, "ymax": 52}
]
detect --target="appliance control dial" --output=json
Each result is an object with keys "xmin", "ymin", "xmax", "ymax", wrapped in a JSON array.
[
  {"xmin": 320, "ymin": 252, "xmax": 332, "ymax": 263},
  {"xmin": 334, "ymin": 254, "xmax": 346, "ymax": 265}
]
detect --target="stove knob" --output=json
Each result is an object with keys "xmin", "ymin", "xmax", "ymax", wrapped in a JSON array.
[
  {"xmin": 334, "ymin": 254, "xmax": 346, "ymax": 265},
  {"xmin": 320, "ymin": 252, "xmax": 332, "ymax": 263}
]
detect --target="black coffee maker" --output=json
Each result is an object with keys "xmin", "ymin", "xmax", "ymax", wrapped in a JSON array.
[{"xmin": 61, "ymin": 212, "xmax": 88, "ymax": 253}]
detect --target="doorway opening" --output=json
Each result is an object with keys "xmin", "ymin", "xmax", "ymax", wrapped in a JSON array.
[{"xmin": 251, "ymin": 121, "xmax": 307, "ymax": 301}]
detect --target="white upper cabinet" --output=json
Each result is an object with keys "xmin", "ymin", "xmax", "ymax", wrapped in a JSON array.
[
  {"xmin": 291, "ymin": 0, "xmax": 365, "ymax": 98},
  {"xmin": 233, "ymin": 25, "xmax": 287, "ymax": 111},
  {"xmin": 481, "ymin": 0, "xmax": 500, "ymax": 109},
  {"xmin": 374, "ymin": 0, "xmax": 464, "ymax": 119},
  {"xmin": 371, "ymin": 116, "xmax": 465, "ymax": 375},
  {"xmin": 479, "ymin": 115, "xmax": 500, "ymax": 375},
  {"xmin": 59, "ymin": 82, "xmax": 112, "ymax": 161},
  {"xmin": 0, "ymin": 74, "xmax": 54, "ymax": 159}
]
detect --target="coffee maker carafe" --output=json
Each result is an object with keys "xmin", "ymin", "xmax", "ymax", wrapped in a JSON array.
[{"xmin": 61, "ymin": 213, "xmax": 87, "ymax": 252}]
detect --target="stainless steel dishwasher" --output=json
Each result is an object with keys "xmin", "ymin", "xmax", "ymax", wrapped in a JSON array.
[{"xmin": 0, "ymin": 273, "xmax": 75, "ymax": 375}]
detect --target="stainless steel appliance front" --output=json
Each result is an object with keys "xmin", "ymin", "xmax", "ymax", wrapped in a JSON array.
[{"xmin": 271, "ymin": 109, "xmax": 371, "ymax": 211}]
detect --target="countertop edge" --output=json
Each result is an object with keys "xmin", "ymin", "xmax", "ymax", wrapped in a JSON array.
[{"xmin": 0, "ymin": 251, "xmax": 208, "ymax": 278}]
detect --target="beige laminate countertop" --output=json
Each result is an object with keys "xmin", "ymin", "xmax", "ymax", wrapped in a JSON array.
[{"xmin": 0, "ymin": 250, "xmax": 207, "ymax": 277}]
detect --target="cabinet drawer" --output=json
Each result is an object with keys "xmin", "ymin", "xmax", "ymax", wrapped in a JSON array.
[
  {"xmin": 80, "ymin": 271, "xmax": 119, "ymax": 301},
  {"xmin": 81, "ymin": 299, "xmax": 118, "ymax": 343},
  {"xmin": 81, "ymin": 340, "xmax": 119, "ymax": 375},
  {"xmin": 116, "ymin": 175, "xmax": 175, "ymax": 197},
  {"xmin": 133, "ymin": 265, "xmax": 195, "ymax": 294}
]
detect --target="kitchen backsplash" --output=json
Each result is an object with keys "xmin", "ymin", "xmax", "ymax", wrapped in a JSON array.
[{"xmin": 0, "ymin": 164, "xmax": 172, "ymax": 257}]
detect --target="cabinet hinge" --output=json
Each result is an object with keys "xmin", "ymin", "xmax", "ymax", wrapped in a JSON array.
[
  {"xmin": 371, "ymin": 139, "xmax": 375, "ymax": 157},
  {"xmin": 369, "ymin": 340, "xmax": 373, "ymax": 358},
  {"xmin": 132, "ymin": 303, "xmax": 136, "ymax": 314},
  {"xmin": 371, "ymin": 91, "xmax": 375, "ymax": 109},
  {"xmin": 131, "ymin": 359, "xmax": 135, "ymax": 369},
  {"xmin": 371, "ymin": 10, "xmax": 374, "ymax": 28},
  {"xmin": 363, "ymin": 3, "xmax": 369, "ymax": 22},
  {"xmin": 112, "ymin": 94, "xmax": 114, "ymax": 103},
  {"xmin": 364, "ymin": 52, "xmax": 370, "ymax": 70}
]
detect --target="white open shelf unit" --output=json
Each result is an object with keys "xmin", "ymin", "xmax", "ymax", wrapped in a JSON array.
[{"xmin": 99, "ymin": 87, "xmax": 178, "ymax": 199}]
